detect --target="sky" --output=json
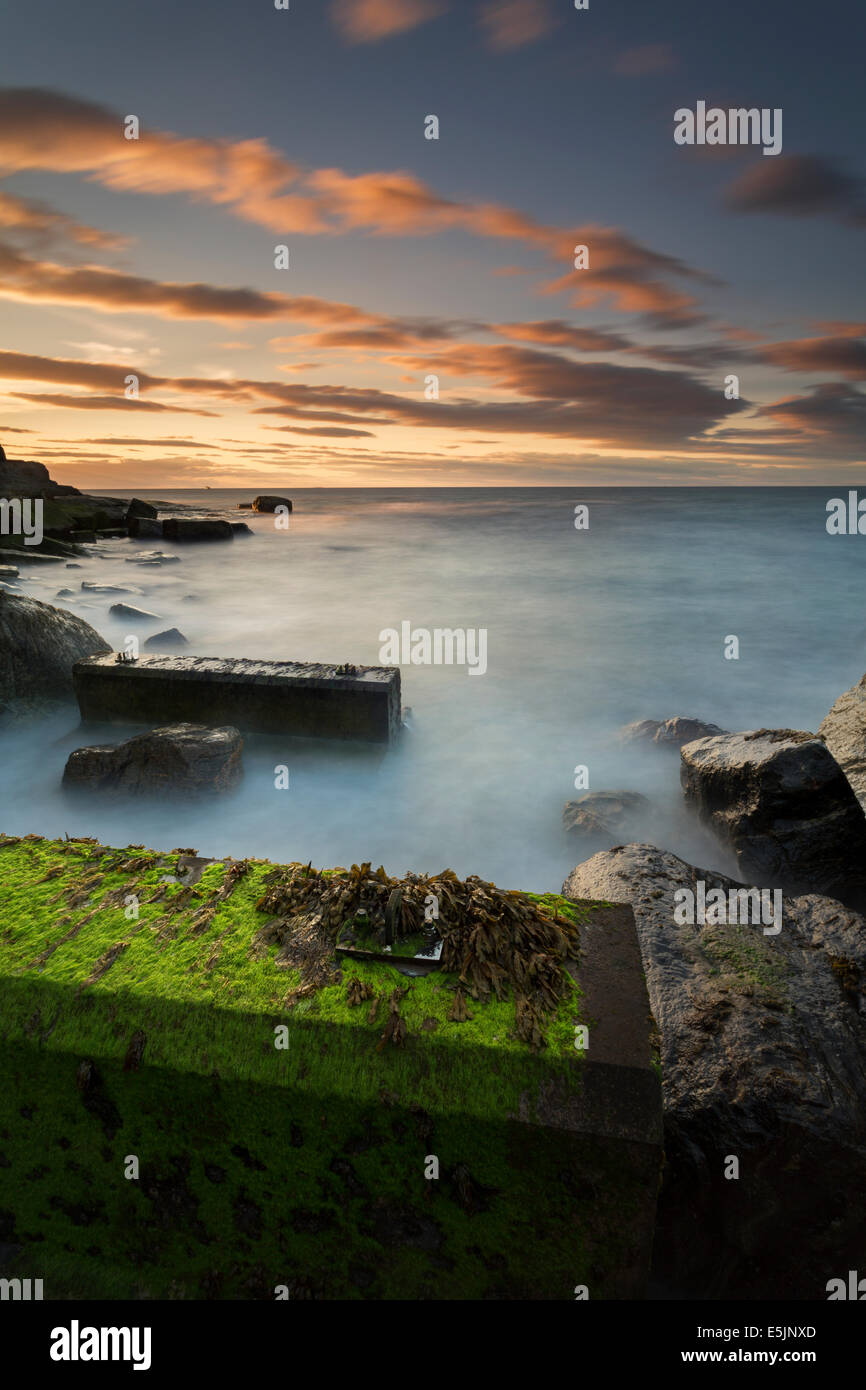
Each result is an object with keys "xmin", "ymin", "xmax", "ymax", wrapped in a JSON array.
[{"xmin": 0, "ymin": 0, "xmax": 864, "ymax": 488}]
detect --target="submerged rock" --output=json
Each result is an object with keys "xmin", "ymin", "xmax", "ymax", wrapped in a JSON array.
[
  {"xmin": 653, "ymin": 716, "xmax": 727, "ymax": 747},
  {"xmin": 0, "ymin": 591, "xmax": 110, "ymax": 704},
  {"xmin": 618, "ymin": 716, "xmax": 727, "ymax": 748},
  {"xmin": 62, "ymin": 722, "xmax": 243, "ymax": 796},
  {"xmin": 162, "ymin": 518, "xmax": 233, "ymax": 542},
  {"xmin": 819, "ymin": 672, "xmax": 866, "ymax": 811},
  {"xmin": 143, "ymin": 627, "xmax": 189, "ymax": 651},
  {"xmin": 564, "ymin": 843, "xmax": 866, "ymax": 1299},
  {"xmin": 128, "ymin": 517, "xmax": 163, "ymax": 539},
  {"xmin": 562, "ymin": 790, "xmax": 651, "ymax": 842},
  {"xmin": 108, "ymin": 603, "xmax": 161, "ymax": 622},
  {"xmin": 251, "ymin": 495, "xmax": 292, "ymax": 513},
  {"xmin": 680, "ymin": 728, "xmax": 866, "ymax": 908}
]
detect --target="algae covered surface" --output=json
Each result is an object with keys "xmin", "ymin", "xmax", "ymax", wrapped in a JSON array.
[{"xmin": 0, "ymin": 833, "xmax": 645, "ymax": 1299}]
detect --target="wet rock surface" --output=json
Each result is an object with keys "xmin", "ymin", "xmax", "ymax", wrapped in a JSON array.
[
  {"xmin": 564, "ymin": 842, "xmax": 866, "ymax": 1299},
  {"xmin": 819, "ymin": 671, "xmax": 866, "ymax": 812},
  {"xmin": 62, "ymin": 722, "xmax": 244, "ymax": 796},
  {"xmin": 0, "ymin": 592, "xmax": 110, "ymax": 704},
  {"xmin": 680, "ymin": 728, "xmax": 866, "ymax": 908}
]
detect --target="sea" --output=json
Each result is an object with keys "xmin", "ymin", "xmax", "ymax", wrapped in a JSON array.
[{"xmin": 3, "ymin": 486, "xmax": 865, "ymax": 892}]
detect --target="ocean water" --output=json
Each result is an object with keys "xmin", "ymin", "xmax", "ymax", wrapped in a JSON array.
[{"xmin": 4, "ymin": 486, "xmax": 865, "ymax": 892}]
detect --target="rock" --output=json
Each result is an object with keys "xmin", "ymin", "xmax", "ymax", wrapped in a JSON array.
[
  {"xmin": 82, "ymin": 582, "xmax": 137, "ymax": 594},
  {"xmin": 128, "ymin": 517, "xmax": 163, "ymax": 539},
  {"xmin": 125, "ymin": 498, "xmax": 158, "ymax": 521},
  {"xmin": 124, "ymin": 551, "xmax": 180, "ymax": 565},
  {"xmin": 230, "ymin": 521, "xmax": 253, "ymax": 536},
  {"xmin": 55, "ymin": 588, "xmax": 75, "ymax": 598},
  {"xmin": 251, "ymin": 495, "xmax": 292, "ymax": 514},
  {"xmin": 653, "ymin": 716, "xmax": 727, "ymax": 747},
  {"xmin": 108, "ymin": 603, "xmax": 161, "ymax": 623},
  {"xmin": 0, "ymin": 449, "xmax": 75, "ymax": 496},
  {"xmin": 0, "ymin": 565, "xmax": 19, "ymax": 578},
  {"xmin": 563, "ymin": 843, "xmax": 866, "ymax": 1299},
  {"xmin": 237, "ymin": 503, "xmax": 253, "ymax": 510},
  {"xmin": 65, "ymin": 563, "xmax": 82, "ymax": 569},
  {"xmin": 0, "ymin": 591, "xmax": 110, "ymax": 703},
  {"xmin": 161, "ymin": 518, "xmax": 233, "ymax": 542},
  {"xmin": 62, "ymin": 723, "xmax": 243, "ymax": 796},
  {"xmin": 618, "ymin": 719, "xmax": 662, "ymax": 744},
  {"xmin": 618, "ymin": 717, "xmax": 728, "ymax": 747},
  {"xmin": 0, "ymin": 549, "xmax": 63, "ymax": 566},
  {"xmin": 680, "ymin": 729, "xmax": 866, "ymax": 909},
  {"xmin": 819, "ymin": 672, "xmax": 866, "ymax": 811},
  {"xmin": 143, "ymin": 628, "xmax": 189, "ymax": 651},
  {"xmin": 68, "ymin": 530, "xmax": 97, "ymax": 543},
  {"xmin": 562, "ymin": 790, "xmax": 651, "ymax": 841}
]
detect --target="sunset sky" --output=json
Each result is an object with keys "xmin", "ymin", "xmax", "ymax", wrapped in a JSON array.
[{"xmin": 0, "ymin": 0, "xmax": 864, "ymax": 487}]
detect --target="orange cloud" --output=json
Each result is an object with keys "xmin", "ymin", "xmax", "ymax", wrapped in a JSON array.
[
  {"xmin": 330, "ymin": 0, "xmax": 446, "ymax": 43},
  {"xmin": 478, "ymin": 0, "xmax": 556, "ymax": 51}
]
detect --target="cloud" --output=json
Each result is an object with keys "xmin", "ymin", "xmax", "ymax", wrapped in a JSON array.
[
  {"xmin": 0, "ymin": 89, "xmax": 716, "ymax": 327},
  {"xmin": 478, "ymin": 0, "xmax": 556, "ymax": 51},
  {"xmin": 758, "ymin": 330, "xmax": 866, "ymax": 381},
  {"xmin": 8, "ymin": 391, "xmax": 217, "ymax": 415},
  {"xmin": 724, "ymin": 155, "xmax": 866, "ymax": 224},
  {"xmin": 492, "ymin": 319, "xmax": 633, "ymax": 352},
  {"xmin": 279, "ymin": 425, "xmax": 374, "ymax": 437},
  {"xmin": 0, "ymin": 190, "xmax": 124, "ymax": 249},
  {"xmin": 613, "ymin": 43, "xmax": 677, "ymax": 76},
  {"xmin": 330, "ymin": 0, "xmax": 446, "ymax": 42},
  {"xmin": 756, "ymin": 382, "xmax": 866, "ymax": 451}
]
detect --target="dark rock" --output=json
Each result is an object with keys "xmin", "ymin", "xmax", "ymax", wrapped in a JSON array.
[
  {"xmin": 62, "ymin": 722, "xmax": 244, "ymax": 796},
  {"xmin": 143, "ymin": 628, "xmax": 189, "ymax": 651},
  {"xmin": 108, "ymin": 603, "xmax": 161, "ymax": 622},
  {"xmin": 680, "ymin": 729, "xmax": 866, "ymax": 907},
  {"xmin": 162, "ymin": 518, "xmax": 233, "ymax": 542},
  {"xmin": 819, "ymin": 672, "xmax": 866, "ymax": 812},
  {"xmin": 564, "ymin": 844, "xmax": 866, "ymax": 1300},
  {"xmin": 563, "ymin": 790, "xmax": 651, "ymax": 841},
  {"xmin": 0, "ymin": 549, "xmax": 62, "ymax": 566},
  {"xmin": 0, "ymin": 565, "xmax": 19, "ymax": 579},
  {"xmin": 55, "ymin": 588, "xmax": 75, "ymax": 598},
  {"xmin": 251, "ymin": 495, "xmax": 292, "ymax": 513},
  {"xmin": 0, "ymin": 592, "xmax": 110, "ymax": 703},
  {"xmin": 618, "ymin": 719, "xmax": 662, "ymax": 744},
  {"xmin": 124, "ymin": 551, "xmax": 180, "ymax": 565},
  {"xmin": 654, "ymin": 716, "xmax": 727, "ymax": 747},
  {"xmin": 0, "ymin": 449, "xmax": 75, "ymax": 496},
  {"xmin": 237, "ymin": 503, "xmax": 253, "ymax": 510},
  {"xmin": 125, "ymin": 498, "xmax": 158, "ymax": 521},
  {"xmin": 230, "ymin": 522, "xmax": 253, "ymax": 536},
  {"xmin": 128, "ymin": 517, "xmax": 163, "ymax": 539}
]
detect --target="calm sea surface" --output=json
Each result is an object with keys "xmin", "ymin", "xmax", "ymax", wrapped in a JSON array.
[{"xmin": 4, "ymin": 487, "xmax": 864, "ymax": 891}]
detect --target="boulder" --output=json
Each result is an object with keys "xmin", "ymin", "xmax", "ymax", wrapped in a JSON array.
[
  {"xmin": 0, "ymin": 591, "xmax": 110, "ymax": 704},
  {"xmin": 251, "ymin": 495, "xmax": 292, "ymax": 514},
  {"xmin": 618, "ymin": 717, "xmax": 728, "ymax": 747},
  {"xmin": 109, "ymin": 603, "xmax": 161, "ymax": 623},
  {"xmin": 819, "ymin": 672, "xmax": 866, "ymax": 812},
  {"xmin": 0, "ymin": 549, "xmax": 62, "ymax": 566},
  {"xmin": 564, "ymin": 843, "xmax": 866, "ymax": 1299},
  {"xmin": 55, "ymin": 588, "xmax": 75, "ymax": 598},
  {"xmin": 62, "ymin": 722, "xmax": 243, "ymax": 796},
  {"xmin": 680, "ymin": 728, "xmax": 866, "ymax": 908},
  {"xmin": 653, "ymin": 716, "xmax": 727, "ymax": 747},
  {"xmin": 230, "ymin": 521, "xmax": 253, "ymax": 536},
  {"xmin": 82, "ymin": 582, "xmax": 137, "ymax": 594},
  {"xmin": 618, "ymin": 719, "xmax": 662, "ymax": 744},
  {"xmin": 143, "ymin": 628, "xmax": 189, "ymax": 651},
  {"xmin": 125, "ymin": 498, "xmax": 158, "ymax": 521},
  {"xmin": 161, "ymin": 518, "xmax": 233, "ymax": 542},
  {"xmin": 562, "ymin": 790, "xmax": 651, "ymax": 842},
  {"xmin": 237, "ymin": 502, "xmax": 253, "ymax": 510},
  {"xmin": 128, "ymin": 517, "xmax": 163, "ymax": 540}
]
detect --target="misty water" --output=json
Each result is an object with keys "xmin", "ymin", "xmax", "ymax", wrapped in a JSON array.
[{"xmin": 4, "ymin": 486, "xmax": 864, "ymax": 892}]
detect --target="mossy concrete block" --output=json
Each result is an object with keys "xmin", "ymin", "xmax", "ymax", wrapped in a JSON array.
[{"xmin": 73, "ymin": 654, "xmax": 402, "ymax": 743}]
